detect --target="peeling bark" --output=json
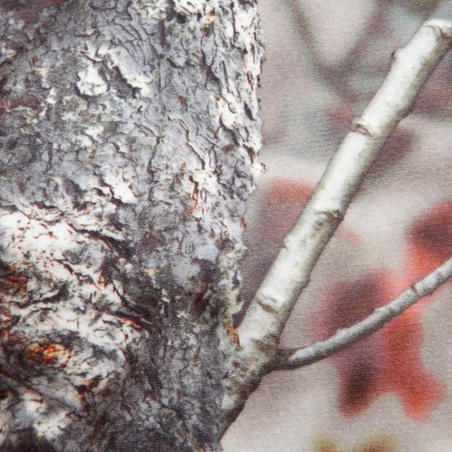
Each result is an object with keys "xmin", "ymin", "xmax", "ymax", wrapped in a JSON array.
[{"xmin": 0, "ymin": 1, "xmax": 262, "ymax": 450}]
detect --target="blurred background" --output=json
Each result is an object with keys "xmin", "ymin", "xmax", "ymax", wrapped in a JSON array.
[{"xmin": 222, "ymin": 1, "xmax": 452, "ymax": 451}]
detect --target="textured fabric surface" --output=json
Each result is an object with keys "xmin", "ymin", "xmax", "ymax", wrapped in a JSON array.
[{"xmin": 223, "ymin": 1, "xmax": 452, "ymax": 451}]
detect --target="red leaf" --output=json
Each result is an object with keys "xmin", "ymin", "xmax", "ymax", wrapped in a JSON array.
[
  {"xmin": 313, "ymin": 199, "xmax": 452, "ymax": 420},
  {"xmin": 404, "ymin": 199, "xmax": 452, "ymax": 281},
  {"xmin": 314, "ymin": 270, "xmax": 444, "ymax": 420},
  {"xmin": 313, "ymin": 272, "xmax": 391, "ymax": 417}
]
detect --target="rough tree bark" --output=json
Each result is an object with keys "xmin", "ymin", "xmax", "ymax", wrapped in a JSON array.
[
  {"xmin": 1, "ymin": 1, "xmax": 452, "ymax": 451},
  {"xmin": 0, "ymin": 1, "xmax": 262, "ymax": 450}
]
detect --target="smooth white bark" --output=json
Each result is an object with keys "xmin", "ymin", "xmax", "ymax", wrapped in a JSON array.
[{"xmin": 235, "ymin": 12, "xmax": 452, "ymax": 382}]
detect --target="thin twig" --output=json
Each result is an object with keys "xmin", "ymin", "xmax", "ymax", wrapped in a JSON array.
[{"xmin": 273, "ymin": 256, "xmax": 452, "ymax": 370}]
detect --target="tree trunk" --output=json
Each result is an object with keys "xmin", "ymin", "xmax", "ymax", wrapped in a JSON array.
[{"xmin": 0, "ymin": 1, "xmax": 262, "ymax": 450}]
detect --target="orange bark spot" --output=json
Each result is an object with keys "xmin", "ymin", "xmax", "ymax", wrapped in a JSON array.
[
  {"xmin": 0, "ymin": 308, "xmax": 19, "ymax": 331},
  {"xmin": 118, "ymin": 315, "xmax": 142, "ymax": 329},
  {"xmin": 26, "ymin": 343, "xmax": 71, "ymax": 367},
  {"xmin": 206, "ymin": 10, "xmax": 215, "ymax": 22},
  {"xmin": 185, "ymin": 199, "xmax": 198, "ymax": 214},
  {"xmin": 185, "ymin": 177, "xmax": 199, "ymax": 214},
  {"xmin": 0, "ymin": 269, "xmax": 28, "ymax": 294},
  {"xmin": 226, "ymin": 320, "xmax": 240, "ymax": 349}
]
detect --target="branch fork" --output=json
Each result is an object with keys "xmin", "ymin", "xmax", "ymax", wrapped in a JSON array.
[{"xmin": 224, "ymin": 6, "xmax": 452, "ymax": 419}]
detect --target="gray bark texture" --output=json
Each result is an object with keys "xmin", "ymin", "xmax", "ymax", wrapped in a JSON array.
[{"xmin": 0, "ymin": 1, "xmax": 263, "ymax": 450}]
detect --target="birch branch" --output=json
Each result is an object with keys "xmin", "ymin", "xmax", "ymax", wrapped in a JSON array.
[
  {"xmin": 273, "ymin": 256, "xmax": 452, "ymax": 370},
  {"xmin": 236, "ymin": 13, "xmax": 452, "ymax": 372}
]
